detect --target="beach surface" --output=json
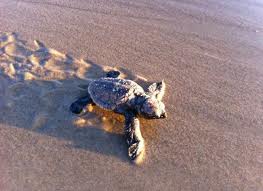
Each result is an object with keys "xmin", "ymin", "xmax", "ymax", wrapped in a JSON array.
[{"xmin": 0, "ymin": 0, "xmax": 263, "ymax": 190}]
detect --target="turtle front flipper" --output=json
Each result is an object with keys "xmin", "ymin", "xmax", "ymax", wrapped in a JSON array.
[
  {"xmin": 106, "ymin": 70, "xmax": 120, "ymax": 78},
  {"xmin": 124, "ymin": 112, "xmax": 145, "ymax": 164},
  {"xmin": 70, "ymin": 94, "xmax": 94, "ymax": 114}
]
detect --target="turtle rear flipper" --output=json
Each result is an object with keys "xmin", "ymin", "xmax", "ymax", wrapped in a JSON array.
[
  {"xmin": 106, "ymin": 70, "xmax": 120, "ymax": 78},
  {"xmin": 70, "ymin": 94, "xmax": 93, "ymax": 114}
]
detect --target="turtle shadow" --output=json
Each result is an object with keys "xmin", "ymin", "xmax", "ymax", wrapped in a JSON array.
[
  {"xmin": 0, "ymin": 76, "xmax": 132, "ymax": 163},
  {"xmin": 34, "ymin": 107, "xmax": 128, "ymax": 162},
  {"xmin": 0, "ymin": 32, "xmax": 158, "ymax": 163}
]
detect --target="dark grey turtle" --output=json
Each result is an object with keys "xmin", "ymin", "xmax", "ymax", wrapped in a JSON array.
[{"xmin": 70, "ymin": 70, "xmax": 167, "ymax": 163}]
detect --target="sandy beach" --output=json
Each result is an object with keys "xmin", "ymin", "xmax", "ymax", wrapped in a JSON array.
[{"xmin": 0, "ymin": 0, "xmax": 263, "ymax": 190}]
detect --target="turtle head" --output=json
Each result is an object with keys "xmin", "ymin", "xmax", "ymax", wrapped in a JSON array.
[{"xmin": 139, "ymin": 80, "xmax": 167, "ymax": 119}]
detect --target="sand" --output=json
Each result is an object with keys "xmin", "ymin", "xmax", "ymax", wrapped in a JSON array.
[{"xmin": 0, "ymin": 0, "xmax": 263, "ymax": 190}]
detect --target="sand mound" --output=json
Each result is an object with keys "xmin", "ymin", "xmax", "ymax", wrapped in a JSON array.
[{"xmin": 0, "ymin": 32, "xmax": 156, "ymax": 163}]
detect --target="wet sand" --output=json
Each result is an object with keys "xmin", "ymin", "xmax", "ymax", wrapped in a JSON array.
[{"xmin": 0, "ymin": 0, "xmax": 263, "ymax": 190}]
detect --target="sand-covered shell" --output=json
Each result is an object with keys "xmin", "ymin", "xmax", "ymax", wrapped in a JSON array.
[{"xmin": 88, "ymin": 78, "xmax": 145, "ymax": 110}]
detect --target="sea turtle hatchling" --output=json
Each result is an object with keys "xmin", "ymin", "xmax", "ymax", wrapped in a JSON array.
[{"xmin": 70, "ymin": 70, "xmax": 167, "ymax": 163}]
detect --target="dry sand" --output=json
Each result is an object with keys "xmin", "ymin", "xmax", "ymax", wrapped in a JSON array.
[{"xmin": 0, "ymin": 0, "xmax": 263, "ymax": 191}]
